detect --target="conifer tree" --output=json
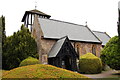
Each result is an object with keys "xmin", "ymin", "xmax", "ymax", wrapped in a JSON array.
[
  {"xmin": 2, "ymin": 25, "xmax": 37, "ymax": 70},
  {"xmin": 118, "ymin": 9, "xmax": 120, "ymax": 37},
  {"xmin": 1, "ymin": 16, "xmax": 6, "ymax": 43},
  {"xmin": 0, "ymin": 16, "xmax": 6, "ymax": 49},
  {"xmin": 0, "ymin": 16, "xmax": 6, "ymax": 69}
]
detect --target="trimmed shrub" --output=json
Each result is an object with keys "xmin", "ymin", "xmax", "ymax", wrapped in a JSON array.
[
  {"xmin": 79, "ymin": 53, "xmax": 102, "ymax": 74},
  {"xmin": 19, "ymin": 57, "xmax": 40, "ymax": 67},
  {"xmin": 101, "ymin": 36, "xmax": 120, "ymax": 70}
]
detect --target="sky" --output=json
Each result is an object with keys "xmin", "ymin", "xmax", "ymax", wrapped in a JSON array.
[{"xmin": 0, "ymin": 0, "xmax": 119, "ymax": 37}]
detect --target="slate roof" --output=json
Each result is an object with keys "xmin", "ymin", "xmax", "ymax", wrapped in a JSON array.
[
  {"xmin": 39, "ymin": 18, "xmax": 101, "ymax": 43},
  {"xmin": 22, "ymin": 9, "xmax": 51, "ymax": 22},
  {"xmin": 93, "ymin": 31, "xmax": 111, "ymax": 46},
  {"xmin": 48, "ymin": 36, "xmax": 66, "ymax": 58}
]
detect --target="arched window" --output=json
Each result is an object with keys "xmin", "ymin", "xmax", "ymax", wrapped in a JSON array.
[{"xmin": 92, "ymin": 45, "xmax": 96, "ymax": 55}]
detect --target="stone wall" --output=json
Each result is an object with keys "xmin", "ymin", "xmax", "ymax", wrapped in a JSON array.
[
  {"xmin": 73, "ymin": 42, "xmax": 102, "ymax": 57},
  {"xmin": 40, "ymin": 39, "xmax": 102, "ymax": 59},
  {"xmin": 32, "ymin": 15, "xmax": 57, "ymax": 64},
  {"xmin": 40, "ymin": 39, "xmax": 56, "ymax": 64},
  {"xmin": 41, "ymin": 38, "xmax": 56, "ymax": 55},
  {"xmin": 32, "ymin": 15, "xmax": 44, "ymax": 63},
  {"xmin": 32, "ymin": 15, "xmax": 102, "ymax": 64}
]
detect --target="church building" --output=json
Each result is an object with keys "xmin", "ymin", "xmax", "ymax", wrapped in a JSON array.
[{"xmin": 21, "ymin": 9, "xmax": 110, "ymax": 71}]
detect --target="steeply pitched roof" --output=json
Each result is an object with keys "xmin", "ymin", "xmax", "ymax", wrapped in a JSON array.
[
  {"xmin": 29, "ymin": 9, "xmax": 50, "ymax": 16},
  {"xmin": 38, "ymin": 18, "xmax": 101, "ymax": 43},
  {"xmin": 22, "ymin": 9, "xmax": 51, "ymax": 22},
  {"xmin": 93, "ymin": 31, "xmax": 111, "ymax": 46},
  {"xmin": 48, "ymin": 36, "xmax": 67, "ymax": 58}
]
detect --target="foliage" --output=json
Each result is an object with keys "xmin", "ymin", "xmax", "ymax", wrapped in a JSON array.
[
  {"xmin": 19, "ymin": 56, "xmax": 40, "ymax": 67},
  {"xmin": 101, "ymin": 36, "xmax": 120, "ymax": 70},
  {"xmin": 79, "ymin": 53, "xmax": 102, "ymax": 74},
  {"xmin": 2, "ymin": 64, "xmax": 92, "ymax": 79},
  {"xmin": 0, "ymin": 16, "xmax": 6, "ymax": 44},
  {"xmin": 0, "ymin": 16, "xmax": 2, "ymax": 43},
  {"xmin": 0, "ymin": 16, "xmax": 6, "ymax": 69},
  {"xmin": 2, "ymin": 25, "xmax": 37, "ymax": 70},
  {"xmin": 118, "ymin": 16, "xmax": 120, "ymax": 37}
]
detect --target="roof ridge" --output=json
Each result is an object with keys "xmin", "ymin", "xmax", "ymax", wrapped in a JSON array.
[
  {"xmin": 39, "ymin": 17, "xmax": 85, "ymax": 27},
  {"xmin": 39, "ymin": 17, "xmax": 101, "ymax": 43},
  {"xmin": 104, "ymin": 32, "xmax": 111, "ymax": 38},
  {"xmin": 93, "ymin": 31, "xmax": 111, "ymax": 38},
  {"xmin": 87, "ymin": 28, "xmax": 102, "ymax": 43},
  {"xmin": 93, "ymin": 30, "xmax": 106, "ymax": 33},
  {"xmin": 29, "ymin": 9, "xmax": 49, "ymax": 15},
  {"xmin": 48, "ymin": 35, "xmax": 66, "ymax": 58}
]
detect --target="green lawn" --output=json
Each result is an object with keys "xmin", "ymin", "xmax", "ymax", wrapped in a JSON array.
[{"xmin": 2, "ymin": 64, "xmax": 93, "ymax": 80}]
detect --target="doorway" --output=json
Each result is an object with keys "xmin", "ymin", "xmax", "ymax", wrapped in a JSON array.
[{"xmin": 61, "ymin": 55, "xmax": 72, "ymax": 70}]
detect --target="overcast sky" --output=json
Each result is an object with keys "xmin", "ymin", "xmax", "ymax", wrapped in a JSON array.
[{"xmin": 0, "ymin": 0, "xmax": 119, "ymax": 37}]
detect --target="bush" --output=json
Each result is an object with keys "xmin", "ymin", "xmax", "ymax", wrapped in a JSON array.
[
  {"xmin": 101, "ymin": 36, "xmax": 120, "ymax": 70},
  {"xmin": 79, "ymin": 53, "xmax": 102, "ymax": 74},
  {"xmin": 19, "ymin": 57, "xmax": 40, "ymax": 67}
]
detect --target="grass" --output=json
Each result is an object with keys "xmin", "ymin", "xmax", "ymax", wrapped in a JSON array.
[{"xmin": 2, "ymin": 64, "xmax": 93, "ymax": 79}]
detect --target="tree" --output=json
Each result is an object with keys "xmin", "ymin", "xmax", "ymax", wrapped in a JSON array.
[
  {"xmin": 101, "ymin": 36, "xmax": 120, "ymax": 70},
  {"xmin": 1, "ymin": 16, "xmax": 6, "ymax": 44},
  {"xmin": 118, "ymin": 9, "xmax": 120, "ymax": 37},
  {"xmin": 0, "ymin": 17, "xmax": 2, "ymax": 43},
  {"xmin": 2, "ymin": 25, "xmax": 37, "ymax": 70},
  {"xmin": 0, "ymin": 16, "xmax": 6, "ymax": 69},
  {"xmin": 117, "ymin": 22, "xmax": 120, "ymax": 37},
  {"xmin": 0, "ymin": 16, "xmax": 6, "ymax": 45}
]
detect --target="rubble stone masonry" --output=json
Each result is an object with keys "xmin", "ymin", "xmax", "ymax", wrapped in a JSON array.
[{"xmin": 32, "ymin": 16, "xmax": 102, "ymax": 64}]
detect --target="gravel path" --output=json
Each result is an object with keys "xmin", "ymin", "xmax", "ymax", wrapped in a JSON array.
[{"xmin": 82, "ymin": 70, "xmax": 119, "ymax": 78}]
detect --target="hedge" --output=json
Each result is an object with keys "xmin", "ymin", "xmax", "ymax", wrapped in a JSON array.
[
  {"xmin": 79, "ymin": 53, "xmax": 102, "ymax": 74},
  {"xmin": 19, "ymin": 56, "xmax": 40, "ymax": 67}
]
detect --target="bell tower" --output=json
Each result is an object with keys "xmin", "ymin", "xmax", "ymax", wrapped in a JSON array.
[
  {"xmin": 21, "ymin": 9, "xmax": 51, "ymax": 64},
  {"xmin": 21, "ymin": 9, "xmax": 51, "ymax": 31}
]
